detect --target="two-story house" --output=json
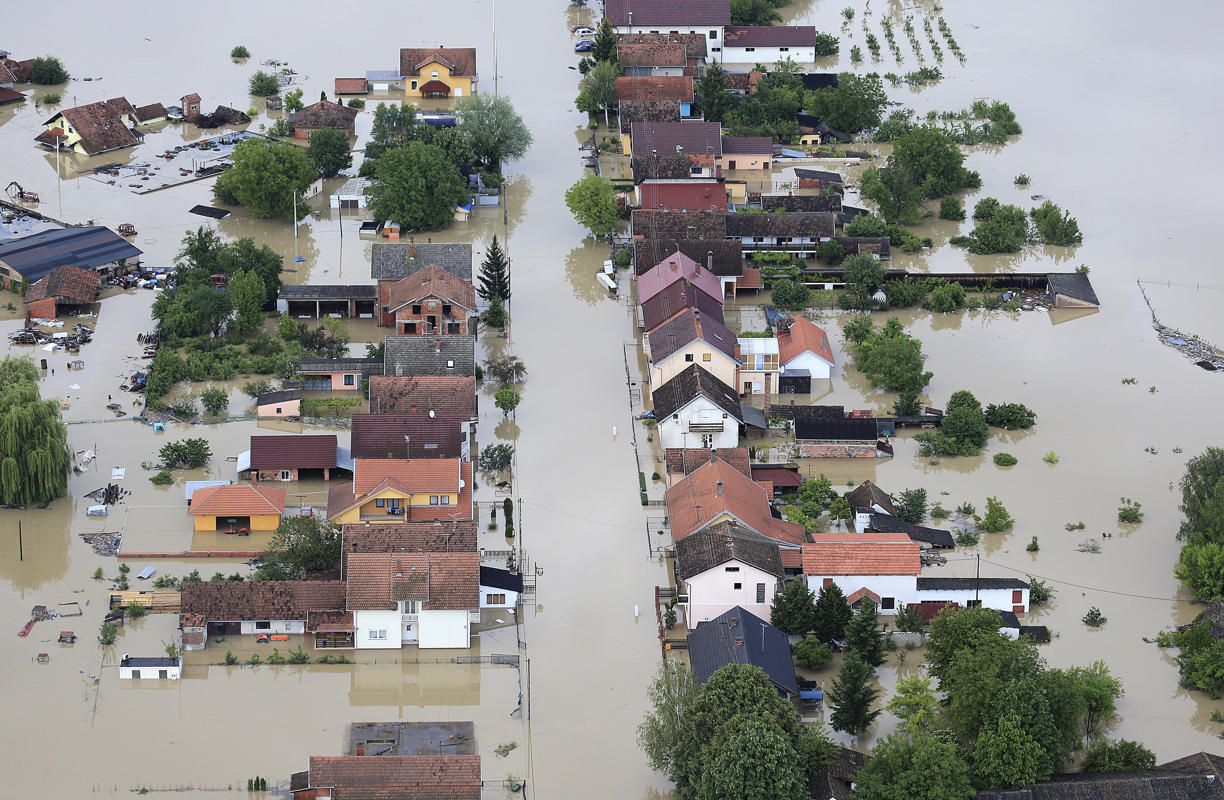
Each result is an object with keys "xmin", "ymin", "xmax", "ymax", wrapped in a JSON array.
[
  {"xmin": 778, "ymin": 315, "xmax": 836, "ymax": 383},
  {"xmin": 641, "ymin": 277, "xmax": 726, "ymax": 333},
  {"xmin": 725, "ymin": 211, "xmax": 836, "ymax": 257},
  {"xmin": 665, "ymin": 454, "xmax": 806, "ymax": 545},
  {"xmin": 738, "ymin": 335, "xmax": 779, "ymax": 395},
  {"xmin": 628, "ymin": 120, "xmax": 721, "ymax": 169},
  {"xmin": 676, "ymin": 521, "xmax": 784, "ymax": 629},
  {"xmin": 605, "ymin": 0, "xmax": 730, "ymax": 60},
  {"xmin": 346, "ymin": 552, "xmax": 480, "ymax": 649},
  {"xmin": 647, "ymin": 307, "xmax": 739, "ymax": 389},
  {"xmin": 326, "ymin": 458, "xmax": 472, "ymax": 524},
  {"xmin": 399, "ymin": 48, "xmax": 478, "ymax": 97},
  {"xmin": 35, "ymin": 97, "xmax": 157, "ymax": 155},
  {"xmin": 383, "ymin": 335, "xmax": 476, "ymax": 377},
  {"xmin": 350, "ymin": 413, "xmax": 472, "ymax": 461},
  {"xmin": 652, "ymin": 364, "xmax": 744, "ymax": 450},
  {"xmin": 382, "ymin": 264, "xmax": 476, "ymax": 335}
]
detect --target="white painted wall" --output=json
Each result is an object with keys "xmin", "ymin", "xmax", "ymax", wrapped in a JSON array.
[
  {"xmin": 658, "ymin": 395, "xmax": 740, "ymax": 451},
  {"xmin": 120, "ymin": 661, "xmax": 182, "ymax": 680},
  {"xmin": 239, "ymin": 620, "xmax": 305, "ymax": 635},
  {"xmin": 782, "ymin": 350, "xmax": 833, "ymax": 380},
  {"xmin": 803, "ymin": 574, "xmax": 919, "ymax": 615},
  {"xmin": 419, "ymin": 609, "xmax": 472, "ymax": 649},
  {"xmin": 354, "ymin": 609, "xmax": 401, "ymax": 649},
  {"xmin": 915, "ymin": 585, "xmax": 1030, "ymax": 613},
  {"xmin": 723, "ymin": 45, "xmax": 816, "ymax": 64},
  {"xmin": 480, "ymin": 587, "xmax": 520, "ymax": 609},
  {"xmin": 683, "ymin": 561, "xmax": 779, "ymax": 629}
]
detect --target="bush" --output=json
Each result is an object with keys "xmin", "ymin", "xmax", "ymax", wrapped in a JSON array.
[
  {"xmin": 200, "ymin": 387, "xmax": 229, "ymax": 415},
  {"xmin": 993, "ymin": 453, "xmax": 1017, "ymax": 467},
  {"xmin": 816, "ymin": 240, "xmax": 845, "ymax": 265},
  {"xmin": 1025, "ymin": 536, "xmax": 1039, "ymax": 552},
  {"xmin": 614, "ymin": 248, "xmax": 633, "ymax": 268},
  {"xmin": 1028, "ymin": 576, "xmax": 1053, "ymax": 604},
  {"xmin": 977, "ymin": 497, "xmax": 1014, "ymax": 532},
  {"xmin": 938, "ymin": 196, "xmax": 965, "ymax": 221},
  {"xmin": 224, "ymin": 650, "xmax": 239, "ymax": 665},
  {"xmin": 249, "ymin": 71, "xmax": 280, "ymax": 96},
  {"xmin": 478, "ymin": 443, "xmax": 515, "ymax": 473},
  {"xmin": 925, "ymin": 281, "xmax": 965, "ymax": 312},
  {"xmin": 792, "ymin": 637, "xmax": 833, "ymax": 669},
  {"xmin": 160, "ymin": 438, "xmax": 212, "ymax": 469},
  {"xmin": 1030, "ymin": 200, "xmax": 1083, "ymax": 246},
  {"xmin": 29, "ymin": 56, "xmax": 69, "ymax": 84},
  {"xmin": 230, "ymin": 45, "xmax": 250, "ymax": 59},
  {"xmin": 150, "ymin": 471, "xmax": 174, "ymax": 485},
  {"xmin": 347, "ymin": 98, "xmax": 365, "ymax": 110},
  {"xmin": 955, "ymin": 529, "xmax": 979, "ymax": 547},
  {"xmin": 268, "ymin": 649, "xmax": 285, "ymax": 665},
  {"xmin": 1118, "ymin": 497, "xmax": 1143, "ymax": 524},
  {"xmin": 1083, "ymin": 607, "xmax": 1107, "ymax": 627},
  {"xmin": 771, "ymin": 280, "xmax": 812, "ymax": 309},
  {"xmin": 99, "ymin": 621, "xmax": 117, "ymax": 645},
  {"xmin": 168, "ymin": 397, "xmax": 198, "ymax": 419},
  {"xmin": 1082, "ymin": 739, "xmax": 1156, "ymax": 773},
  {"xmin": 813, "ymin": 32, "xmax": 840, "ymax": 56},
  {"xmin": 885, "ymin": 278, "xmax": 927, "ymax": 309},
  {"xmin": 984, "ymin": 402, "xmax": 1036, "ymax": 429},
  {"xmin": 929, "ymin": 503, "xmax": 950, "ymax": 519},
  {"xmin": 242, "ymin": 379, "xmax": 272, "ymax": 398},
  {"xmin": 1043, "ymin": 450, "xmax": 1059, "ymax": 464}
]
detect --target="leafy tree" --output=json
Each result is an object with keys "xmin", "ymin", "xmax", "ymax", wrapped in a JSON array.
[
  {"xmin": 792, "ymin": 637, "xmax": 833, "ymax": 669},
  {"xmin": 485, "ymin": 353, "xmax": 527, "ymax": 383},
  {"xmin": 477, "ymin": 235, "xmax": 511, "ymax": 302},
  {"xmin": 829, "ymin": 649, "xmax": 881, "ymax": 736},
  {"xmin": 724, "ymin": 63, "xmax": 805, "ymax": 140},
  {"xmin": 978, "ymin": 497, "xmax": 1014, "ymax": 533},
  {"xmin": 29, "ymin": 56, "xmax": 69, "ymax": 84},
  {"xmin": 770, "ymin": 579, "xmax": 816, "ymax": 635},
  {"xmin": 891, "ymin": 126, "xmax": 978, "ymax": 197},
  {"xmin": 1082, "ymin": 739, "xmax": 1156, "ymax": 773},
  {"xmin": 893, "ymin": 488, "xmax": 927, "ymax": 524},
  {"xmin": 952, "ymin": 201, "xmax": 1030, "ymax": 254},
  {"xmin": 0, "ymin": 358, "xmax": 72, "ymax": 506},
  {"xmin": 944, "ymin": 638, "xmax": 1044, "ymax": 746},
  {"xmin": 365, "ymin": 102, "xmax": 418, "ymax": 161},
  {"xmin": 99, "ymin": 620, "xmax": 117, "ymax": 645},
  {"xmin": 925, "ymin": 281, "xmax": 966, "ymax": 312},
  {"xmin": 1175, "ymin": 540, "xmax": 1224, "ymax": 599},
  {"xmin": 771, "ymin": 279, "xmax": 812, "ymax": 309},
  {"xmin": 893, "ymin": 390, "xmax": 922, "ymax": 417},
  {"xmin": 477, "ymin": 442, "xmax": 514, "ymax": 473},
  {"xmin": 941, "ymin": 390, "xmax": 989, "ymax": 448},
  {"xmin": 694, "ymin": 63, "xmax": 733, "ymax": 123},
  {"xmin": 887, "ymin": 674, "xmax": 940, "ymax": 736},
  {"xmin": 255, "ymin": 517, "xmax": 341, "ymax": 580},
  {"xmin": 367, "ymin": 141, "xmax": 467, "ymax": 231},
  {"xmin": 637, "ymin": 660, "xmax": 698, "ymax": 774},
  {"xmin": 828, "ymin": 496, "xmax": 851, "ymax": 521},
  {"xmin": 1030, "ymin": 201, "xmax": 1082, "ymax": 246},
  {"xmin": 565, "ymin": 174, "xmax": 619, "ymax": 236},
  {"xmin": 283, "ymin": 88, "xmax": 304, "ymax": 112},
  {"xmin": 846, "ymin": 212, "xmax": 890, "ymax": 238},
  {"xmin": 214, "ymin": 138, "xmax": 316, "ymax": 218},
  {"xmin": 796, "ymin": 474, "xmax": 836, "ymax": 516},
  {"xmin": 848, "ymin": 317, "xmax": 933, "ymax": 392},
  {"xmin": 228, "ymin": 268, "xmax": 266, "ymax": 334},
  {"xmin": 1179, "ymin": 448, "xmax": 1224, "ymax": 543},
  {"xmin": 844, "ymin": 599, "xmax": 886, "ymax": 667},
  {"xmin": 592, "ymin": 19, "xmax": 618, "ymax": 63},
  {"xmin": 698, "ymin": 717, "xmax": 808, "ymax": 800},
  {"xmin": 984, "ymin": 402, "xmax": 1036, "ymax": 429},
  {"xmin": 159, "ymin": 438, "xmax": 212, "ymax": 469},
  {"xmin": 456, "ymin": 93, "xmax": 533, "ymax": 168},
  {"xmin": 852, "ymin": 733, "xmax": 974, "ymax": 800},
  {"xmin": 811, "ymin": 581, "xmax": 853, "ymax": 642},
  {"xmin": 805, "ymin": 72, "xmax": 889, "ymax": 133},
  {"xmin": 494, "ymin": 384, "xmax": 521, "ymax": 416},
  {"xmin": 841, "ymin": 315, "xmax": 874, "ymax": 345},
  {"xmin": 200, "ymin": 387, "xmax": 229, "ymax": 416},
  {"xmin": 939, "ymin": 196, "xmax": 966, "ymax": 220},
  {"xmin": 306, "ymin": 129, "xmax": 352, "ymax": 178},
  {"xmin": 926, "ymin": 605, "xmax": 1012, "ymax": 689},
  {"xmin": 576, "ymin": 59, "xmax": 620, "ymax": 126},
  {"xmin": 894, "ymin": 602, "xmax": 925, "ymax": 633},
  {"xmin": 172, "ymin": 228, "xmax": 284, "ymax": 303},
  {"xmin": 731, "ymin": 0, "xmax": 782, "ymax": 25},
  {"xmin": 972, "ymin": 712, "xmax": 1047, "ymax": 790},
  {"xmin": 861, "ymin": 163, "xmax": 925, "ymax": 224},
  {"xmin": 816, "ymin": 239, "xmax": 845, "ymax": 265},
  {"xmin": 1073, "ymin": 660, "xmax": 1123, "ymax": 739},
  {"xmin": 249, "ymin": 70, "xmax": 280, "ymax": 96}
]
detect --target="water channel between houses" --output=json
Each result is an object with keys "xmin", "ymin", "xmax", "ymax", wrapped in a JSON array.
[{"xmin": 1, "ymin": 0, "xmax": 1224, "ymax": 797}]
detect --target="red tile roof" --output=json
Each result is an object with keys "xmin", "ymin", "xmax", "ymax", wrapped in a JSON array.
[
  {"xmin": 23, "ymin": 265, "xmax": 99, "ymax": 305},
  {"xmin": 307, "ymin": 609, "xmax": 355, "ymax": 632},
  {"xmin": 368, "ymin": 375, "xmax": 476, "ymax": 417},
  {"xmin": 846, "ymin": 587, "xmax": 882, "ymax": 605},
  {"xmin": 295, "ymin": 100, "xmax": 358, "ymax": 132},
  {"xmin": 777, "ymin": 316, "xmax": 835, "ymax": 366},
  {"xmin": 189, "ymin": 484, "xmax": 286, "ymax": 516},
  {"xmin": 329, "ymin": 462, "xmax": 472, "ymax": 522},
  {"xmin": 666, "ymin": 448, "xmax": 751, "ymax": 476},
  {"xmin": 780, "ymin": 548, "xmax": 802, "ymax": 569},
  {"xmin": 353, "ymin": 459, "xmax": 461, "ymax": 496},
  {"xmin": 736, "ymin": 266, "xmax": 762, "ymax": 289},
  {"xmin": 345, "ymin": 552, "xmax": 479, "ymax": 611},
  {"xmin": 617, "ymin": 42, "xmax": 688, "ymax": 68},
  {"xmin": 334, "ymin": 78, "xmax": 369, "ymax": 95},
  {"xmin": 399, "ymin": 48, "xmax": 477, "ymax": 78},
  {"xmin": 385, "ymin": 264, "xmax": 477, "ymax": 312},
  {"xmin": 639, "ymin": 181, "xmax": 728, "ymax": 212},
  {"xmin": 307, "ymin": 755, "xmax": 480, "ymax": 796},
  {"xmin": 617, "ymin": 76, "xmax": 694, "ymax": 103},
  {"xmin": 0, "ymin": 87, "xmax": 26, "ymax": 104},
  {"xmin": 666, "ymin": 458, "xmax": 806, "ymax": 545},
  {"xmin": 249, "ymin": 434, "xmax": 338, "ymax": 470},
  {"xmin": 800, "ymin": 540, "xmax": 921, "ymax": 576}
]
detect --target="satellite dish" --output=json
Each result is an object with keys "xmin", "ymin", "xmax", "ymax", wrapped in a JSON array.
[{"xmin": 429, "ymin": 409, "xmax": 436, "ymax": 418}]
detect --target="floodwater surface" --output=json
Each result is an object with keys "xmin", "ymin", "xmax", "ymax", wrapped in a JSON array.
[{"xmin": 1, "ymin": 0, "xmax": 1223, "ymax": 797}]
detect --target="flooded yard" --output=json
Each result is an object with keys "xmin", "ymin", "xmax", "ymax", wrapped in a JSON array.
[{"xmin": 0, "ymin": 0, "xmax": 1223, "ymax": 797}]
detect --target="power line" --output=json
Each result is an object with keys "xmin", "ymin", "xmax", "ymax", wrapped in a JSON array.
[
  {"xmin": 976, "ymin": 557, "xmax": 1183, "ymax": 603},
  {"xmin": 519, "ymin": 498, "xmax": 645, "ymax": 532}
]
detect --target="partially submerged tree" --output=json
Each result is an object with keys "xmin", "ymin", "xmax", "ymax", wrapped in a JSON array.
[
  {"xmin": 29, "ymin": 56, "xmax": 69, "ymax": 85},
  {"xmin": 306, "ymin": 128, "xmax": 353, "ymax": 178},
  {"xmin": 159, "ymin": 438, "xmax": 212, "ymax": 469},
  {"xmin": 637, "ymin": 660, "xmax": 698, "ymax": 774},
  {"xmin": 576, "ymin": 58, "xmax": 620, "ymax": 127},
  {"xmin": 456, "ymin": 93, "xmax": 533, "ymax": 169},
  {"xmin": 565, "ymin": 174, "xmax": 620, "ymax": 236},
  {"xmin": 828, "ymin": 649, "xmax": 881, "ymax": 736},
  {"xmin": 477, "ymin": 235, "xmax": 511, "ymax": 303},
  {"xmin": 0, "ymin": 357, "xmax": 72, "ymax": 506},
  {"xmin": 248, "ymin": 70, "xmax": 280, "ymax": 96},
  {"xmin": 255, "ymin": 517, "xmax": 341, "ymax": 580},
  {"xmin": 214, "ymin": 138, "xmax": 316, "ymax": 218},
  {"xmin": 367, "ymin": 141, "xmax": 467, "ymax": 231}
]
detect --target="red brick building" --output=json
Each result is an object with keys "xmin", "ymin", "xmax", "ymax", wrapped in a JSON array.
[
  {"xmin": 381, "ymin": 264, "xmax": 476, "ymax": 335},
  {"xmin": 23, "ymin": 265, "xmax": 99, "ymax": 319}
]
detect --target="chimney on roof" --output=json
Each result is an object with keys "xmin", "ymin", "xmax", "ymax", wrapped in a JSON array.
[
  {"xmin": 356, "ymin": 745, "xmax": 365, "ymax": 756},
  {"xmin": 716, "ymin": 480, "xmax": 724, "ymax": 497},
  {"xmin": 395, "ymin": 560, "xmax": 403, "ymax": 577},
  {"xmin": 435, "ymin": 339, "xmax": 441, "ymax": 353},
  {"xmin": 351, "ymin": 542, "xmax": 357, "ymax": 551},
  {"xmin": 669, "ymin": 260, "xmax": 677, "ymax": 271},
  {"xmin": 709, "ymin": 449, "xmax": 716, "ymax": 464}
]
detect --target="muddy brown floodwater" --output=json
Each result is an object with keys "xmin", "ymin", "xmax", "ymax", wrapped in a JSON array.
[{"xmin": 1, "ymin": 0, "xmax": 1224, "ymax": 796}]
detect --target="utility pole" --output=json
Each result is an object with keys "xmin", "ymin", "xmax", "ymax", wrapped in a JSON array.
[
  {"xmin": 18, "ymin": 519, "xmax": 22, "ymax": 562},
  {"xmin": 974, "ymin": 552, "xmax": 980, "ymax": 605}
]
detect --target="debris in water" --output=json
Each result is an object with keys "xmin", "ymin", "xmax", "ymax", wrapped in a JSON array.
[
  {"xmin": 1076, "ymin": 539, "xmax": 1102, "ymax": 553},
  {"xmin": 80, "ymin": 533, "xmax": 121, "ymax": 557},
  {"xmin": 494, "ymin": 741, "xmax": 519, "ymax": 757}
]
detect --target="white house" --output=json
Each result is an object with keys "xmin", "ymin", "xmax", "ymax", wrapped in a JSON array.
[
  {"xmin": 676, "ymin": 522, "xmax": 785, "ymax": 629},
  {"xmin": 330, "ymin": 177, "xmax": 370, "ymax": 210},
  {"xmin": 479, "ymin": 566, "xmax": 523, "ymax": 609},
  {"xmin": 119, "ymin": 655, "xmax": 182, "ymax": 680},
  {"xmin": 915, "ymin": 577, "xmax": 1031, "ymax": 615},
  {"xmin": 778, "ymin": 316, "xmax": 835, "ymax": 381},
  {"xmin": 738, "ymin": 336, "xmax": 779, "ymax": 395},
  {"xmin": 802, "ymin": 532, "xmax": 922, "ymax": 615},
  {"xmin": 347, "ymin": 552, "xmax": 480, "ymax": 650},
  {"xmin": 605, "ymin": 0, "xmax": 729, "ymax": 59},
  {"xmin": 723, "ymin": 26, "xmax": 821, "ymax": 64},
  {"xmin": 653, "ymin": 364, "xmax": 744, "ymax": 450},
  {"xmin": 178, "ymin": 580, "xmax": 349, "ymax": 650}
]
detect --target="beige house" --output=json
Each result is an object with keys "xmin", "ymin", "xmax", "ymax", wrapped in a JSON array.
[{"xmin": 647, "ymin": 307, "xmax": 739, "ymax": 389}]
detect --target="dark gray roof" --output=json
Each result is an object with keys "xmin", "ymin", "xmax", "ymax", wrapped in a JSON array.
[
  {"xmin": 0, "ymin": 226, "xmax": 142, "ymax": 283},
  {"xmin": 256, "ymin": 389, "xmax": 302, "ymax": 405},
  {"xmin": 480, "ymin": 566, "xmax": 524, "ymax": 593},
  {"xmin": 808, "ymin": 746, "xmax": 866, "ymax": 800},
  {"xmin": 847, "ymin": 481, "xmax": 896, "ymax": 515},
  {"xmin": 371, "ymin": 242, "xmax": 472, "ymax": 281},
  {"xmin": 997, "ymin": 610, "xmax": 1021, "ymax": 629},
  {"xmin": 917, "ymin": 576, "xmax": 1029, "ymax": 591},
  {"xmin": 279, "ymin": 285, "xmax": 378, "ymax": 300},
  {"xmin": 634, "ymin": 239, "xmax": 742, "ymax": 277},
  {"xmin": 1047, "ymin": 272, "xmax": 1100, "ymax": 306},
  {"xmin": 725, "ymin": 211, "xmax": 836, "ymax": 239},
  {"xmin": 121, "ymin": 656, "xmax": 179, "ymax": 667},
  {"xmin": 648, "ymin": 307, "xmax": 737, "ymax": 363},
  {"xmin": 800, "ymin": 74, "xmax": 840, "ymax": 91},
  {"xmin": 631, "ymin": 209, "xmax": 727, "ymax": 241},
  {"xmin": 975, "ymin": 765, "xmax": 1224, "ymax": 800},
  {"xmin": 652, "ymin": 364, "xmax": 742, "ymax": 422},
  {"xmin": 761, "ymin": 194, "xmax": 842, "ymax": 213},
  {"xmin": 1019, "ymin": 625, "xmax": 1051, "ymax": 643},
  {"xmin": 740, "ymin": 403, "xmax": 767, "ymax": 430},
  {"xmin": 793, "ymin": 168, "xmax": 844, "ymax": 183},
  {"xmin": 867, "ymin": 512, "xmax": 955, "ymax": 549},
  {"xmin": 687, "ymin": 607, "xmax": 798, "ymax": 697},
  {"xmin": 641, "ymin": 278, "xmax": 727, "ymax": 331},
  {"xmin": 795, "ymin": 417, "xmax": 877, "ymax": 441},
  {"xmin": 675, "ymin": 521, "xmax": 783, "ymax": 580},
  {"xmin": 349, "ymin": 413, "xmax": 465, "ymax": 459},
  {"xmin": 833, "ymin": 236, "xmax": 891, "ymax": 260},
  {"xmin": 383, "ymin": 335, "xmax": 476, "ymax": 377},
  {"xmin": 299, "ymin": 357, "xmax": 383, "ymax": 377}
]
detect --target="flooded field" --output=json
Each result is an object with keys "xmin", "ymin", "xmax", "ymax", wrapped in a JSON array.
[{"xmin": 1, "ymin": 0, "xmax": 1224, "ymax": 796}]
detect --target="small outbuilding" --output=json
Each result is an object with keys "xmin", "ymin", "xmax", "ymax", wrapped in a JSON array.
[
  {"xmin": 23, "ymin": 265, "xmax": 99, "ymax": 319},
  {"xmin": 255, "ymin": 388, "xmax": 302, "ymax": 418},
  {"xmin": 119, "ymin": 655, "xmax": 182, "ymax": 680},
  {"xmin": 1047, "ymin": 272, "xmax": 1100, "ymax": 309},
  {"xmin": 188, "ymin": 484, "xmax": 286, "ymax": 532},
  {"xmin": 292, "ymin": 100, "xmax": 358, "ymax": 139}
]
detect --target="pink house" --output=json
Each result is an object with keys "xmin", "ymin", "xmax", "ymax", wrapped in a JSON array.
[
  {"xmin": 256, "ymin": 389, "xmax": 301, "ymax": 418},
  {"xmin": 718, "ymin": 137, "xmax": 773, "ymax": 172}
]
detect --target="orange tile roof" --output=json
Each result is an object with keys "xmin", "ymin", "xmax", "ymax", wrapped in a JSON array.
[
  {"xmin": 615, "ymin": 76, "xmax": 694, "ymax": 103},
  {"xmin": 665, "ymin": 457, "xmax": 806, "ymax": 545},
  {"xmin": 331, "ymin": 461, "xmax": 472, "ymax": 522},
  {"xmin": 189, "ymin": 484, "xmax": 286, "ymax": 516},
  {"xmin": 800, "ymin": 541, "xmax": 921, "ymax": 576},
  {"xmin": 777, "ymin": 316, "xmax": 834, "ymax": 366},
  {"xmin": 846, "ymin": 587, "xmax": 882, "ymax": 604},
  {"xmin": 345, "ymin": 552, "xmax": 478, "ymax": 611},
  {"xmin": 353, "ymin": 459, "xmax": 460, "ymax": 495},
  {"xmin": 780, "ymin": 548, "xmax": 802, "ymax": 569},
  {"xmin": 807, "ymin": 532, "xmax": 913, "ymax": 544},
  {"xmin": 307, "ymin": 755, "xmax": 480, "ymax": 793},
  {"xmin": 385, "ymin": 264, "xmax": 477, "ymax": 313}
]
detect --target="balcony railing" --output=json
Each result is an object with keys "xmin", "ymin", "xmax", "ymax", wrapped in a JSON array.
[{"xmin": 688, "ymin": 422, "xmax": 725, "ymax": 433}]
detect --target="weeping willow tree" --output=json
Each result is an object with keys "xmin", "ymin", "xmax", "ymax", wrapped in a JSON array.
[{"xmin": 0, "ymin": 358, "xmax": 72, "ymax": 506}]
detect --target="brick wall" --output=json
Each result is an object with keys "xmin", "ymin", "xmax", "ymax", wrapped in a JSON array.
[{"xmin": 797, "ymin": 442, "xmax": 878, "ymax": 458}]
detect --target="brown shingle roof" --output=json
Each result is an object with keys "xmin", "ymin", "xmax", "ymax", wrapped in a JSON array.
[
  {"xmin": 399, "ymin": 48, "xmax": 477, "ymax": 78},
  {"xmin": 665, "ymin": 448, "xmax": 751, "ymax": 477},
  {"xmin": 307, "ymin": 755, "xmax": 479, "ymax": 797},
  {"xmin": 307, "ymin": 609, "xmax": 355, "ymax": 632},
  {"xmin": 619, "ymin": 99, "xmax": 682, "ymax": 134},
  {"xmin": 249, "ymin": 434, "xmax": 338, "ymax": 470},
  {"xmin": 846, "ymin": 480, "xmax": 896, "ymax": 515},
  {"xmin": 181, "ymin": 580, "xmax": 346, "ymax": 621},
  {"xmin": 342, "ymin": 522, "xmax": 478, "ymax": 565},
  {"xmin": 633, "ymin": 239, "xmax": 742, "ymax": 277},
  {"xmin": 631, "ymin": 209, "xmax": 727, "ymax": 241},
  {"xmin": 631, "ymin": 120, "xmax": 721, "ymax": 156},
  {"xmin": 104, "ymin": 96, "xmax": 137, "ymax": 118},
  {"xmin": 762, "ymin": 194, "xmax": 842, "ymax": 213},
  {"xmin": 189, "ymin": 484, "xmax": 286, "ymax": 516},
  {"xmin": 725, "ymin": 25, "xmax": 819, "ymax": 47},
  {"xmin": 723, "ymin": 71, "xmax": 764, "ymax": 94},
  {"xmin": 48, "ymin": 101, "xmax": 141, "ymax": 154},
  {"xmin": 345, "ymin": 552, "xmax": 478, "ymax": 611},
  {"xmin": 334, "ymin": 78, "xmax": 369, "ymax": 95},
  {"xmin": 725, "ymin": 211, "xmax": 836, "ymax": 239},
  {"xmin": 666, "ymin": 458, "xmax": 806, "ymax": 545},
  {"xmin": 676, "ymin": 521, "xmax": 784, "ymax": 580},
  {"xmin": 23, "ymin": 265, "xmax": 98, "ymax": 305},
  {"xmin": 349, "ymin": 413, "xmax": 465, "ymax": 460},
  {"xmin": 295, "ymin": 100, "xmax": 358, "ymax": 132},
  {"xmin": 617, "ymin": 42, "xmax": 688, "ymax": 68},
  {"xmin": 641, "ymin": 277, "xmax": 726, "ymax": 331},
  {"xmin": 631, "ymin": 153, "xmax": 696, "ymax": 182},
  {"xmin": 616, "ymin": 32, "xmax": 708, "ymax": 59},
  {"xmin": 368, "ymin": 375, "xmax": 477, "ymax": 417},
  {"xmin": 134, "ymin": 102, "xmax": 167, "ymax": 122},
  {"xmin": 617, "ymin": 76, "xmax": 694, "ymax": 103},
  {"xmin": 328, "ymin": 462, "xmax": 473, "ymax": 522},
  {"xmin": 652, "ymin": 363, "xmax": 742, "ymax": 421},
  {"xmin": 385, "ymin": 264, "xmax": 476, "ymax": 312},
  {"xmin": 648, "ymin": 307, "xmax": 738, "ymax": 363}
]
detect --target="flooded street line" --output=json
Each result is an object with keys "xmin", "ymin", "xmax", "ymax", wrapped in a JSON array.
[{"xmin": 0, "ymin": 0, "xmax": 1222, "ymax": 796}]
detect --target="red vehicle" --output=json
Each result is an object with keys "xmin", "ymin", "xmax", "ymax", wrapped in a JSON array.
[{"xmin": 117, "ymin": 223, "xmax": 137, "ymax": 237}]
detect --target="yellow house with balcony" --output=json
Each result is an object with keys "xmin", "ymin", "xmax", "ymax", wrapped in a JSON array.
[
  {"xmin": 327, "ymin": 458, "xmax": 472, "ymax": 524},
  {"xmin": 398, "ymin": 48, "xmax": 478, "ymax": 98}
]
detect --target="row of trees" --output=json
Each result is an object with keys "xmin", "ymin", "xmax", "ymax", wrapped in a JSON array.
[
  {"xmin": 914, "ymin": 390, "xmax": 1036, "ymax": 457},
  {"xmin": 214, "ymin": 131, "xmax": 353, "ymax": 219},
  {"xmin": 950, "ymin": 198, "xmax": 1083, "ymax": 254}
]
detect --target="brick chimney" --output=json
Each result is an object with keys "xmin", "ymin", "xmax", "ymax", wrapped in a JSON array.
[
  {"xmin": 435, "ymin": 339, "xmax": 441, "ymax": 353},
  {"xmin": 356, "ymin": 745, "xmax": 365, "ymax": 756}
]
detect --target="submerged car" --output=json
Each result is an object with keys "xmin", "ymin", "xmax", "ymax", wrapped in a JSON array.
[{"xmin": 574, "ymin": 39, "xmax": 595, "ymax": 53}]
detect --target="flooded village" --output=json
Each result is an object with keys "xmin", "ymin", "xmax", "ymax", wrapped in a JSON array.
[{"xmin": 2, "ymin": 0, "xmax": 1224, "ymax": 798}]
